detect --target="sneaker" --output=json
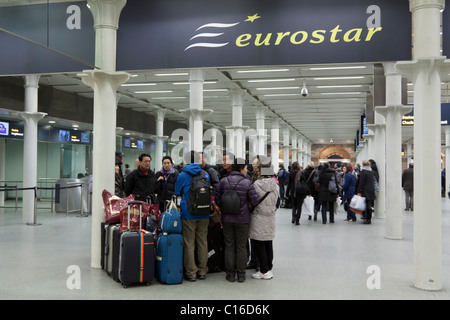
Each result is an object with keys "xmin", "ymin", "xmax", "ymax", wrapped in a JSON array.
[{"xmin": 252, "ymin": 270, "xmax": 273, "ymax": 280}]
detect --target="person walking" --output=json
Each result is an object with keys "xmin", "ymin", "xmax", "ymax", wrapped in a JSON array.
[
  {"xmin": 402, "ymin": 163, "xmax": 414, "ymax": 211},
  {"xmin": 215, "ymin": 158, "xmax": 260, "ymax": 282},
  {"xmin": 285, "ymin": 162, "xmax": 305, "ymax": 225},
  {"xmin": 341, "ymin": 164, "xmax": 357, "ymax": 222},
  {"xmin": 356, "ymin": 160, "xmax": 376, "ymax": 224}
]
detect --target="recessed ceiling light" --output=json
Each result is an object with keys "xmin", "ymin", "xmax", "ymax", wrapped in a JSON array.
[
  {"xmin": 151, "ymin": 97, "xmax": 186, "ymax": 100},
  {"xmin": 256, "ymin": 87, "xmax": 300, "ymax": 90},
  {"xmin": 248, "ymin": 78, "xmax": 296, "ymax": 83},
  {"xmin": 316, "ymin": 85, "xmax": 363, "ymax": 88},
  {"xmin": 48, "ymin": 120, "xmax": 56, "ymax": 124},
  {"xmin": 313, "ymin": 76, "xmax": 365, "ymax": 80},
  {"xmin": 154, "ymin": 73, "xmax": 188, "ymax": 76},
  {"xmin": 237, "ymin": 69, "xmax": 290, "ymax": 73},
  {"xmin": 121, "ymin": 83, "xmax": 157, "ymax": 87},
  {"xmin": 134, "ymin": 90, "xmax": 173, "ymax": 94},
  {"xmin": 308, "ymin": 66, "xmax": 366, "ymax": 71}
]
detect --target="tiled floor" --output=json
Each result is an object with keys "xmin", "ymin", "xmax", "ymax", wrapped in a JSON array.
[{"xmin": 1, "ymin": 198, "xmax": 450, "ymax": 300}]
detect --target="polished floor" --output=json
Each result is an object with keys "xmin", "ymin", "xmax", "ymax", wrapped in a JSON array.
[{"xmin": 1, "ymin": 198, "xmax": 450, "ymax": 300}]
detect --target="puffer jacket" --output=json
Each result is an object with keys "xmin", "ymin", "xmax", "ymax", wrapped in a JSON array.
[
  {"xmin": 215, "ymin": 171, "xmax": 260, "ymax": 224},
  {"xmin": 249, "ymin": 177, "xmax": 279, "ymax": 241}
]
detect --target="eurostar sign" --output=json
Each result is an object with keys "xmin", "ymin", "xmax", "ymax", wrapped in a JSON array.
[{"xmin": 117, "ymin": 0, "xmax": 412, "ymax": 70}]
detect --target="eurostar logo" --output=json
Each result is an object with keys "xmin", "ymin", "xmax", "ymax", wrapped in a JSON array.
[
  {"xmin": 185, "ymin": 14, "xmax": 259, "ymax": 51},
  {"xmin": 185, "ymin": 11, "xmax": 383, "ymax": 51}
]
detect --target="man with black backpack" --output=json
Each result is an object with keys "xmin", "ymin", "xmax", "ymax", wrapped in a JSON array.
[{"xmin": 175, "ymin": 150, "xmax": 211, "ymax": 282}]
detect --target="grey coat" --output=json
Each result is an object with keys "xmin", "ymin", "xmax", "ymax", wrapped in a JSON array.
[{"xmin": 249, "ymin": 177, "xmax": 280, "ymax": 241}]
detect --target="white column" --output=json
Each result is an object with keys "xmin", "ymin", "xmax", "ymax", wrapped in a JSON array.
[
  {"xmin": 20, "ymin": 75, "xmax": 46, "ymax": 225},
  {"xmin": 376, "ymin": 62, "xmax": 412, "ymax": 239},
  {"xmin": 291, "ymin": 132, "xmax": 297, "ymax": 165},
  {"xmin": 227, "ymin": 89, "xmax": 248, "ymax": 158},
  {"xmin": 180, "ymin": 70, "xmax": 213, "ymax": 153},
  {"xmin": 271, "ymin": 118, "xmax": 280, "ymax": 170},
  {"xmin": 282, "ymin": 126, "xmax": 290, "ymax": 167},
  {"xmin": 155, "ymin": 109, "xmax": 168, "ymax": 169},
  {"xmin": 82, "ymin": 0, "xmax": 129, "ymax": 269},
  {"xmin": 396, "ymin": 0, "xmax": 445, "ymax": 291},
  {"xmin": 363, "ymin": 128, "xmax": 375, "ymax": 160},
  {"xmin": 254, "ymin": 106, "xmax": 267, "ymax": 156}
]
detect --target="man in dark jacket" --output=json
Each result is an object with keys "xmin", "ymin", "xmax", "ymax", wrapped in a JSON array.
[
  {"xmin": 356, "ymin": 160, "xmax": 376, "ymax": 224},
  {"xmin": 402, "ymin": 163, "xmax": 414, "ymax": 211},
  {"xmin": 318, "ymin": 162, "xmax": 338, "ymax": 224},
  {"xmin": 124, "ymin": 153, "xmax": 157, "ymax": 202}
]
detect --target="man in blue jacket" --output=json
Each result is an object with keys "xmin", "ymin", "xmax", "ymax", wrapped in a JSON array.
[{"xmin": 175, "ymin": 150, "xmax": 211, "ymax": 281}]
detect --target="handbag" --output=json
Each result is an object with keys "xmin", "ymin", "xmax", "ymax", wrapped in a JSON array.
[
  {"xmin": 301, "ymin": 195, "xmax": 315, "ymax": 216},
  {"xmin": 349, "ymin": 195, "xmax": 366, "ymax": 214},
  {"xmin": 158, "ymin": 198, "xmax": 182, "ymax": 234}
]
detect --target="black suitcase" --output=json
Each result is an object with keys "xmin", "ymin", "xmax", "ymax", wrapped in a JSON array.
[
  {"xmin": 118, "ymin": 201, "xmax": 156, "ymax": 288},
  {"xmin": 206, "ymin": 224, "xmax": 225, "ymax": 273}
]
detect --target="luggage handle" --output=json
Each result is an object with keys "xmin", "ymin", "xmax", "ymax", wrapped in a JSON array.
[{"xmin": 127, "ymin": 201, "xmax": 143, "ymax": 231}]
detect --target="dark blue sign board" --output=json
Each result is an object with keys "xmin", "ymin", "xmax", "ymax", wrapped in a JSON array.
[
  {"xmin": 117, "ymin": 0, "xmax": 412, "ymax": 70},
  {"xmin": 0, "ymin": 1, "xmax": 95, "ymax": 75},
  {"xmin": 402, "ymin": 103, "xmax": 450, "ymax": 126},
  {"xmin": 0, "ymin": 0, "xmax": 412, "ymax": 75}
]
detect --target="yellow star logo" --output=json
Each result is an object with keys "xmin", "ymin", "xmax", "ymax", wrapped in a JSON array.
[{"xmin": 245, "ymin": 13, "xmax": 261, "ymax": 23}]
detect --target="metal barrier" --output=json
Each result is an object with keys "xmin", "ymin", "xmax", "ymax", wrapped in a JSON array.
[{"xmin": 0, "ymin": 181, "xmax": 90, "ymax": 225}]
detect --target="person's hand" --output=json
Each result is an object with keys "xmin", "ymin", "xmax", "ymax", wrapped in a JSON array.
[{"xmin": 157, "ymin": 176, "xmax": 164, "ymax": 181}]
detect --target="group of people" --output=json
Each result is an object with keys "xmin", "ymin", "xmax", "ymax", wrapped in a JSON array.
[
  {"xmin": 113, "ymin": 150, "xmax": 280, "ymax": 283},
  {"xmin": 278, "ymin": 159, "xmax": 380, "ymax": 225}
]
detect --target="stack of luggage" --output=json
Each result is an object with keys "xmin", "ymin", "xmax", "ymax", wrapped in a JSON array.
[
  {"xmin": 156, "ymin": 197, "xmax": 184, "ymax": 284},
  {"xmin": 102, "ymin": 191, "xmax": 159, "ymax": 288}
]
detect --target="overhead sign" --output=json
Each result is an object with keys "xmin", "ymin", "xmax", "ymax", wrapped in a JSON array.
[
  {"xmin": 402, "ymin": 104, "xmax": 450, "ymax": 126},
  {"xmin": 0, "ymin": 1, "xmax": 95, "ymax": 75},
  {"xmin": 117, "ymin": 0, "xmax": 412, "ymax": 70}
]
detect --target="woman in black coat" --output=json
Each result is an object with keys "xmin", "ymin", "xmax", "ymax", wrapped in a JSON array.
[
  {"xmin": 285, "ymin": 162, "xmax": 307, "ymax": 225},
  {"xmin": 356, "ymin": 160, "xmax": 376, "ymax": 224},
  {"xmin": 318, "ymin": 162, "xmax": 338, "ymax": 224},
  {"xmin": 155, "ymin": 156, "xmax": 179, "ymax": 211}
]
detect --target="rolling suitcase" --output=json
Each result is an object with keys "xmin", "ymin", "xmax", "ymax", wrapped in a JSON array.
[
  {"xmin": 156, "ymin": 232, "xmax": 183, "ymax": 284},
  {"xmin": 206, "ymin": 224, "xmax": 225, "ymax": 273},
  {"xmin": 119, "ymin": 201, "xmax": 155, "ymax": 288},
  {"xmin": 104, "ymin": 223, "xmax": 120, "ymax": 282}
]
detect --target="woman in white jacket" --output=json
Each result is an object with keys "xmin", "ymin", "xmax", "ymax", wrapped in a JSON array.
[{"xmin": 249, "ymin": 156, "xmax": 279, "ymax": 280}]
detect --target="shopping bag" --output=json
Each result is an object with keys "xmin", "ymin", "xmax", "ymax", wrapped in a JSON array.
[
  {"xmin": 102, "ymin": 189, "xmax": 135, "ymax": 225},
  {"xmin": 349, "ymin": 195, "xmax": 366, "ymax": 215},
  {"xmin": 301, "ymin": 196, "xmax": 315, "ymax": 216}
]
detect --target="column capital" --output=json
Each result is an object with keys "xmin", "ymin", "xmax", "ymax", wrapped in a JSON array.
[
  {"xmin": 180, "ymin": 108, "xmax": 213, "ymax": 120},
  {"xmin": 375, "ymin": 105, "xmax": 413, "ymax": 117},
  {"xmin": 396, "ymin": 57, "xmax": 450, "ymax": 81},
  {"xmin": 155, "ymin": 108, "xmax": 168, "ymax": 121},
  {"xmin": 24, "ymin": 74, "xmax": 40, "ymax": 88},
  {"xmin": 18, "ymin": 111, "xmax": 47, "ymax": 123},
  {"xmin": 79, "ymin": 69, "xmax": 130, "ymax": 90},
  {"xmin": 409, "ymin": 0, "xmax": 445, "ymax": 12},
  {"xmin": 87, "ymin": 0, "xmax": 126, "ymax": 30},
  {"xmin": 189, "ymin": 69, "xmax": 205, "ymax": 82}
]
